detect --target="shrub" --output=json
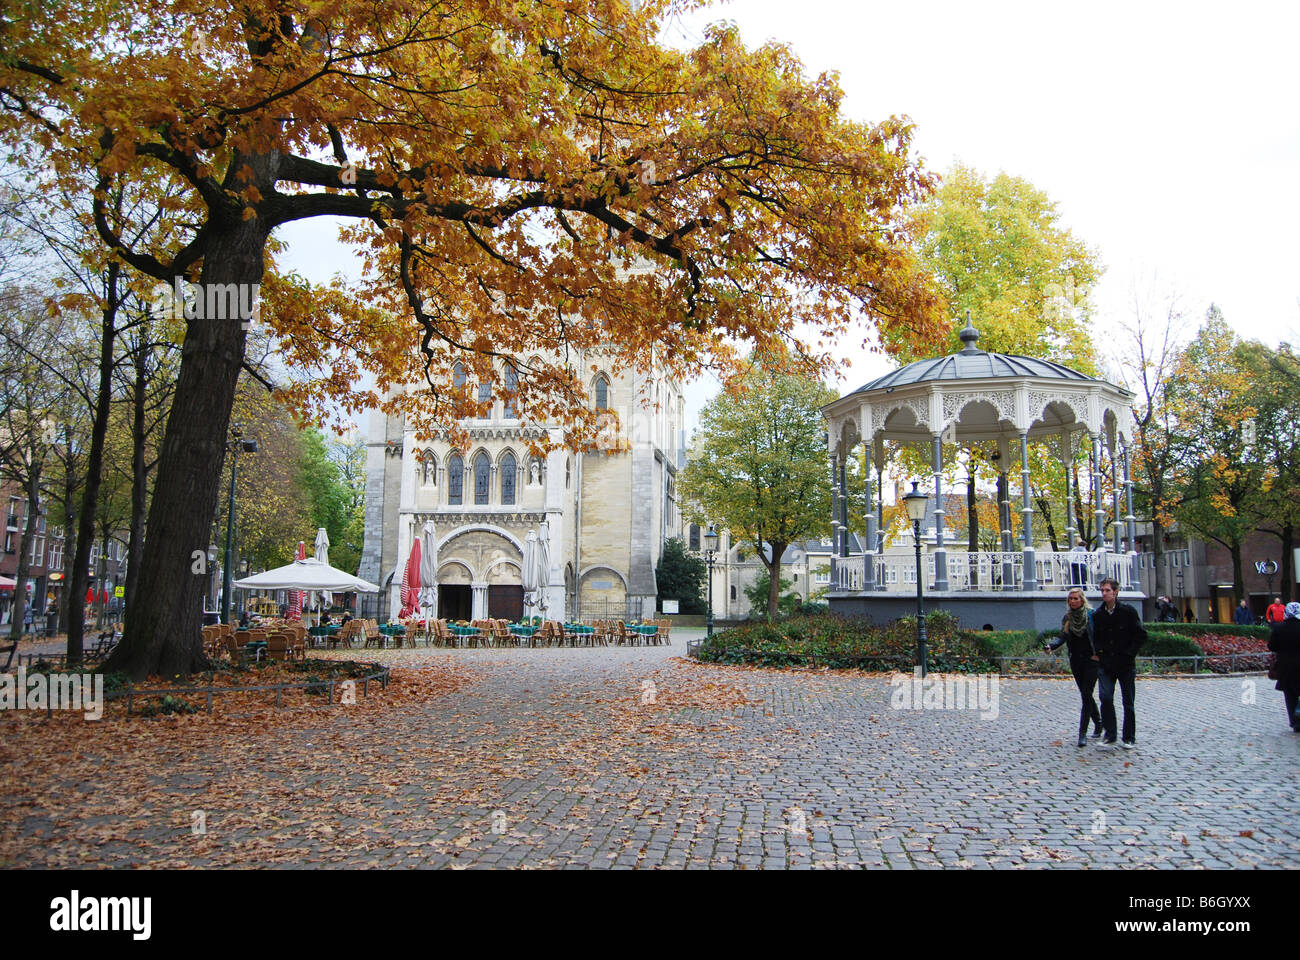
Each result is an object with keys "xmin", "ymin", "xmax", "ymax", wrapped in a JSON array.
[
  {"xmin": 138, "ymin": 694, "xmax": 198, "ymax": 717},
  {"xmin": 1190, "ymin": 634, "xmax": 1270, "ymax": 673},
  {"xmin": 695, "ymin": 611, "xmax": 994, "ymax": 672},
  {"xmin": 1140, "ymin": 631, "xmax": 1203, "ymax": 658},
  {"xmin": 1150, "ymin": 622, "xmax": 1269, "ymax": 640}
]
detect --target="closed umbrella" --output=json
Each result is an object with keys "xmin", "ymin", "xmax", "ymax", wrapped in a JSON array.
[
  {"xmin": 534, "ymin": 522, "xmax": 551, "ymax": 618},
  {"xmin": 313, "ymin": 527, "xmax": 331, "ymax": 623},
  {"xmin": 418, "ymin": 520, "xmax": 438, "ymax": 634},
  {"xmin": 521, "ymin": 530, "xmax": 538, "ymax": 617},
  {"xmin": 399, "ymin": 538, "xmax": 421, "ymax": 619}
]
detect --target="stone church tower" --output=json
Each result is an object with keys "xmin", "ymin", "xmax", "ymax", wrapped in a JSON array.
[{"xmin": 358, "ymin": 349, "xmax": 685, "ymax": 622}]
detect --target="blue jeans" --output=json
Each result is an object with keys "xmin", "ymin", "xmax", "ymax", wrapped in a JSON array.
[{"xmin": 1098, "ymin": 662, "xmax": 1136, "ymax": 742}]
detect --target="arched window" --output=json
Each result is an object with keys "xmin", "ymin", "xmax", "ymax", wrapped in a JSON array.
[
  {"xmin": 565, "ymin": 458, "xmax": 571, "ymax": 489},
  {"xmin": 503, "ymin": 363, "xmax": 518, "ymax": 419},
  {"xmin": 689, "ymin": 523, "xmax": 700, "ymax": 552},
  {"xmin": 420, "ymin": 452, "xmax": 436, "ymax": 486},
  {"xmin": 473, "ymin": 451, "xmax": 491, "ymax": 504},
  {"xmin": 500, "ymin": 452, "xmax": 517, "ymax": 505},
  {"xmin": 478, "ymin": 377, "xmax": 491, "ymax": 410},
  {"xmin": 452, "ymin": 362, "xmax": 466, "ymax": 389},
  {"xmin": 448, "ymin": 453, "xmax": 464, "ymax": 505},
  {"xmin": 595, "ymin": 376, "xmax": 609, "ymax": 410}
]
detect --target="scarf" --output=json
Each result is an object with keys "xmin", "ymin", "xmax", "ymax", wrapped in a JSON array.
[{"xmin": 1063, "ymin": 605, "xmax": 1089, "ymax": 638}]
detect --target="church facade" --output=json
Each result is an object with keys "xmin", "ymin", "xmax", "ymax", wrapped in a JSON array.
[{"xmin": 358, "ymin": 351, "xmax": 685, "ymax": 623}]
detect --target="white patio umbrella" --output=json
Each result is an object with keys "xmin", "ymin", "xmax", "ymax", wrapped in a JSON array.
[
  {"xmin": 418, "ymin": 520, "xmax": 438, "ymax": 637},
  {"xmin": 521, "ymin": 530, "xmax": 538, "ymax": 618},
  {"xmin": 312, "ymin": 527, "xmax": 332, "ymax": 624},
  {"xmin": 534, "ymin": 521, "xmax": 551, "ymax": 618},
  {"xmin": 233, "ymin": 557, "xmax": 380, "ymax": 593}
]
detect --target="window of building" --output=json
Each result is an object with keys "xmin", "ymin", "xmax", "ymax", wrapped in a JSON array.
[
  {"xmin": 30, "ymin": 536, "xmax": 43, "ymax": 566},
  {"xmin": 503, "ymin": 363, "xmax": 518, "ymax": 419},
  {"xmin": 1173, "ymin": 552, "xmax": 1181, "ymax": 568},
  {"xmin": 448, "ymin": 453, "xmax": 464, "ymax": 505},
  {"xmin": 814, "ymin": 568, "xmax": 830, "ymax": 584},
  {"xmin": 452, "ymin": 362, "xmax": 466, "ymax": 389},
  {"xmin": 474, "ymin": 452, "xmax": 491, "ymax": 505},
  {"xmin": 689, "ymin": 524, "xmax": 700, "ymax": 552},
  {"xmin": 477, "ymin": 377, "xmax": 492, "ymax": 411},
  {"xmin": 48, "ymin": 540, "xmax": 62, "ymax": 571},
  {"xmin": 6, "ymin": 498, "xmax": 18, "ymax": 530},
  {"xmin": 730, "ymin": 585, "xmax": 736, "ymax": 601},
  {"xmin": 595, "ymin": 376, "xmax": 609, "ymax": 410},
  {"xmin": 501, "ymin": 452, "xmax": 517, "ymax": 505},
  {"xmin": 565, "ymin": 458, "xmax": 571, "ymax": 489},
  {"xmin": 3, "ymin": 532, "xmax": 12, "ymax": 554}
]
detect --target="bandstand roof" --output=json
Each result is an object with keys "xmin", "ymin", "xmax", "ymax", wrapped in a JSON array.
[{"xmin": 822, "ymin": 318, "xmax": 1135, "ymax": 454}]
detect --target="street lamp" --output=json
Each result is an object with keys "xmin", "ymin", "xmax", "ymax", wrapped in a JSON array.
[
  {"xmin": 1176, "ymin": 570, "xmax": 1185, "ymax": 621},
  {"xmin": 903, "ymin": 481, "xmax": 930, "ymax": 677},
  {"xmin": 704, "ymin": 523, "xmax": 719, "ymax": 637},
  {"xmin": 207, "ymin": 544, "xmax": 218, "ymax": 611},
  {"xmin": 221, "ymin": 427, "xmax": 258, "ymax": 625}
]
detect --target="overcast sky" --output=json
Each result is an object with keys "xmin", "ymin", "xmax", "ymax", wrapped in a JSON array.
[{"xmin": 280, "ymin": 0, "xmax": 1300, "ymax": 431}]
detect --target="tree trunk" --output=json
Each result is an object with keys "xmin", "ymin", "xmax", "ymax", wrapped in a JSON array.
[
  {"xmin": 1280, "ymin": 524, "xmax": 1294, "ymax": 604},
  {"xmin": 1150, "ymin": 520, "xmax": 1165, "ymax": 600},
  {"xmin": 105, "ymin": 214, "xmax": 267, "ymax": 679},
  {"xmin": 9, "ymin": 465, "xmax": 41, "ymax": 640},
  {"xmin": 1231, "ymin": 542, "xmax": 1244, "ymax": 606},
  {"xmin": 59, "ymin": 421, "xmax": 80, "ymax": 644},
  {"xmin": 124, "ymin": 337, "xmax": 150, "ymax": 614},
  {"xmin": 65, "ymin": 261, "xmax": 119, "ymax": 667},
  {"xmin": 766, "ymin": 542, "xmax": 787, "ymax": 621}
]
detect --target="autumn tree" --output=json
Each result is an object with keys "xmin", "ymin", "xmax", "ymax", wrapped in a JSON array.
[
  {"xmin": 678, "ymin": 353, "xmax": 836, "ymax": 620},
  {"xmin": 1166, "ymin": 308, "xmax": 1265, "ymax": 602},
  {"xmin": 1, "ymin": 0, "xmax": 940, "ymax": 677},
  {"xmin": 879, "ymin": 164, "xmax": 1104, "ymax": 553}
]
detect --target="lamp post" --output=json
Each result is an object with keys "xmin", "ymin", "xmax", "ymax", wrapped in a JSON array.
[
  {"xmin": 903, "ymin": 481, "xmax": 930, "ymax": 677},
  {"xmin": 221, "ymin": 427, "xmax": 258, "ymax": 625},
  {"xmin": 207, "ymin": 544, "xmax": 218, "ymax": 612},
  {"xmin": 704, "ymin": 523, "xmax": 719, "ymax": 636},
  {"xmin": 1176, "ymin": 570, "xmax": 1185, "ymax": 621}
]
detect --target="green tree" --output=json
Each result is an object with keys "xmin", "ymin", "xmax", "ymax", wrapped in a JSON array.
[
  {"xmin": 655, "ymin": 537, "xmax": 706, "ymax": 614},
  {"xmin": 678, "ymin": 353, "xmax": 836, "ymax": 621},
  {"xmin": 743, "ymin": 570, "xmax": 800, "ymax": 618}
]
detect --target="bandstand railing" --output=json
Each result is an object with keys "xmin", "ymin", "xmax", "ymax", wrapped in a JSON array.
[{"xmin": 833, "ymin": 550, "xmax": 1137, "ymax": 593}]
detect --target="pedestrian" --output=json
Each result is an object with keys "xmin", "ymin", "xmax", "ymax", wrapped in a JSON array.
[
  {"xmin": 1069, "ymin": 539, "xmax": 1089, "ymax": 588},
  {"xmin": 1046, "ymin": 587, "xmax": 1103, "ymax": 747},
  {"xmin": 1092, "ymin": 577, "xmax": 1146, "ymax": 749},
  {"xmin": 1233, "ymin": 599, "xmax": 1254, "ymax": 625},
  {"xmin": 1156, "ymin": 596, "xmax": 1177, "ymax": 623},
  {"xmin": 22, "ymin": 602, "xmax": 33, "ymax": 637},
  {"xmin": 1267, "ymin": 601, "xmax": 1300, "ymax": 731},
  {"xmin": 1265, "ymin": 596, "xmax": 1286, "ymax": 625},
  {"xmin": 1184, "ymin": 606, "xmax": 1195, "ymax": 623}
]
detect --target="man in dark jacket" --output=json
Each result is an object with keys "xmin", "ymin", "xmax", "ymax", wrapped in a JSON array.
[
  {"xmin": 1268, "ymin": 601, "xmax": 1300, "ymax": 731},
  {"xmin": 1233, "ymin": 600, "xmax": 1254, "ymax": 625},
  {"xmin": 1092, "ymin": 577, "xmax": 1146, "ymax": 748}
]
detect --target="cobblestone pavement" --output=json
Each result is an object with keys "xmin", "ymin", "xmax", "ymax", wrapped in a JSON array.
[{"xmin": 5, "ymin": 630, "xmax": 1299, "ymax": 869}]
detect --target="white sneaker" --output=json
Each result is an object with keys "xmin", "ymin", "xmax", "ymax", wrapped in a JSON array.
[{"xmin": 1121, "ymin": 740, "xmax": 1135, "ymax": 750}]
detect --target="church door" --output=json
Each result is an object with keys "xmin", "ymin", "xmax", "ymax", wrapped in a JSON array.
[
  {"xmin": 438, "ymin": 584, "xmax": 472, "ymax": 622},
  {"xmin": 487, "ymin": 585, "xmax": 523, "ymax": 621}
]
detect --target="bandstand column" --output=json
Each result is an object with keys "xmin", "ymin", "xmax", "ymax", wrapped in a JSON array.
[
  {"xmin": 997, "ymin": 439, "xmax": 1014, "ymax": 592},
  {"xmin": 1061, "ymin": 431, "xmax": 1077, "ymax": 547},
  {"xmin": 829, "ymin": 451, "xmax": 839, "ymax": 587},
  {"xmin": 838, "ymin": 458, "xmax": 849, "ymax": 560},
  {"xmin": 1020, "ymin": 433, "xmax": 1037, "ymax": 590},
  {"xmin": 1091, "ymin": 433, "xmax": 1107, "ymax": 587},
  {"xmin": 1123, "ymin": 437, "xmax": 1137, "ymax": 588},
  {"xmin": 931, "ymin": 434, "xmax": 948, "ymax": 590},
  {"xmin": 862, "ymin": 440, "xmax": 877, "ymax": 591},
  {"xmin": 1110, "ymin": 437, "xmax": 1122, "ymax": 557}
]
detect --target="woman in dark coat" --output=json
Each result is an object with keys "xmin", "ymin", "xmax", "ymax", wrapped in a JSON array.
[
  {"xmin": 1267, "ymin": 601, "xmax": 1300, "ymax": 731},
  {"xmin": 1047, "ymin": 587, "xmax": 1103, "ymax": 747}
]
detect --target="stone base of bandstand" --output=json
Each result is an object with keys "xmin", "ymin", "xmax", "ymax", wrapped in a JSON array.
[{"xmin": 828, "ymin": 589, "xmax": 1147, "ymax": 633}]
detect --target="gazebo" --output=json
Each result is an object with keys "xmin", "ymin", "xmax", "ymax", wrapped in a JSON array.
[{"xmin": 820, "ymin": 317, "xmax": 1141, "ymax": 630}]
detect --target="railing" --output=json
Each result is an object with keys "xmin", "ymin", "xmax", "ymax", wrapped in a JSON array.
[{"xmin": 834, "ymin": 550, "xmax": 1137, "ymax": 593}]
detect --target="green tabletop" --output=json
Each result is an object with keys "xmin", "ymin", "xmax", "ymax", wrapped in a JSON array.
[
  {"xmin": 449, "ymin": 625, "xmax": 482, "ymax": 636},
  {"xmin": 629, "ymin": 624, "xmax": 658, "ymax": 635},
  {"xmin": 509, "ymin": 625, "xmax": 537, "ymax": 636}
]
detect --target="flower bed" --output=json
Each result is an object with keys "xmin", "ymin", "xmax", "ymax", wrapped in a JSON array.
[{"xmin": 1188, "ymin": 634, "xmax": 1271, "ymax": 673}]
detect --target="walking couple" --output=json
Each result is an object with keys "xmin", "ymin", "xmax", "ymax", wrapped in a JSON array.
[{"xmin": 1046, "ymin": 578, "xmax": 1146, "ymax": 749}]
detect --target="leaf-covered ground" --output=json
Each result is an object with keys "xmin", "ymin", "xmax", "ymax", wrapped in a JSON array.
[{"xmin": 2, "ymin": 641, "xmax": 1298, "ymax": 869}]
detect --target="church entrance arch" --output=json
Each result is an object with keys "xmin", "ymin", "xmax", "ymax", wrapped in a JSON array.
[{"xmin": 436, "ymin": 561, "xmax": 472, "ymax": 622}]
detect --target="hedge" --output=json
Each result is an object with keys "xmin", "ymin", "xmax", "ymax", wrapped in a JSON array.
[{"xmin": 1147, "ymin": 622, "xmax": 1270, "ymax": 639}]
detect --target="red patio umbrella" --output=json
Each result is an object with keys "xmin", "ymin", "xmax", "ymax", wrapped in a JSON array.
[
  {"xmin": 287, "ymin": 541, "xmax": 306, "ymax": 620},
  {"xmin": 399, "ymin": 539, "xmax": 421, "ymax": 619},
  {"xmin": 86, "ymin": 587, "xmax": 94, "ymax": 604}
]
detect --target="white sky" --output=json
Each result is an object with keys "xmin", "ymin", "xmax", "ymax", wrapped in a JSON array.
[{"xmin": 279, "ymin": 0, "xmax": 1300, "ymax": 431}]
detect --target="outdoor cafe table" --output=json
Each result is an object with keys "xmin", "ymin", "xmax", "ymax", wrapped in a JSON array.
[
  {"xmin": 509, "ymin": 624, "xmax": 537, "ymax": 637},
  {"xmin": 449, "ymin": 625, "xmax": 484, "ymax": 637},
  {"xmin": 627, "ymin": 624, "xmax": 658, "ymax": 637},
  {"xmin": 564, "ymin": 624, "xmax": 595, "ymax": 641}
]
